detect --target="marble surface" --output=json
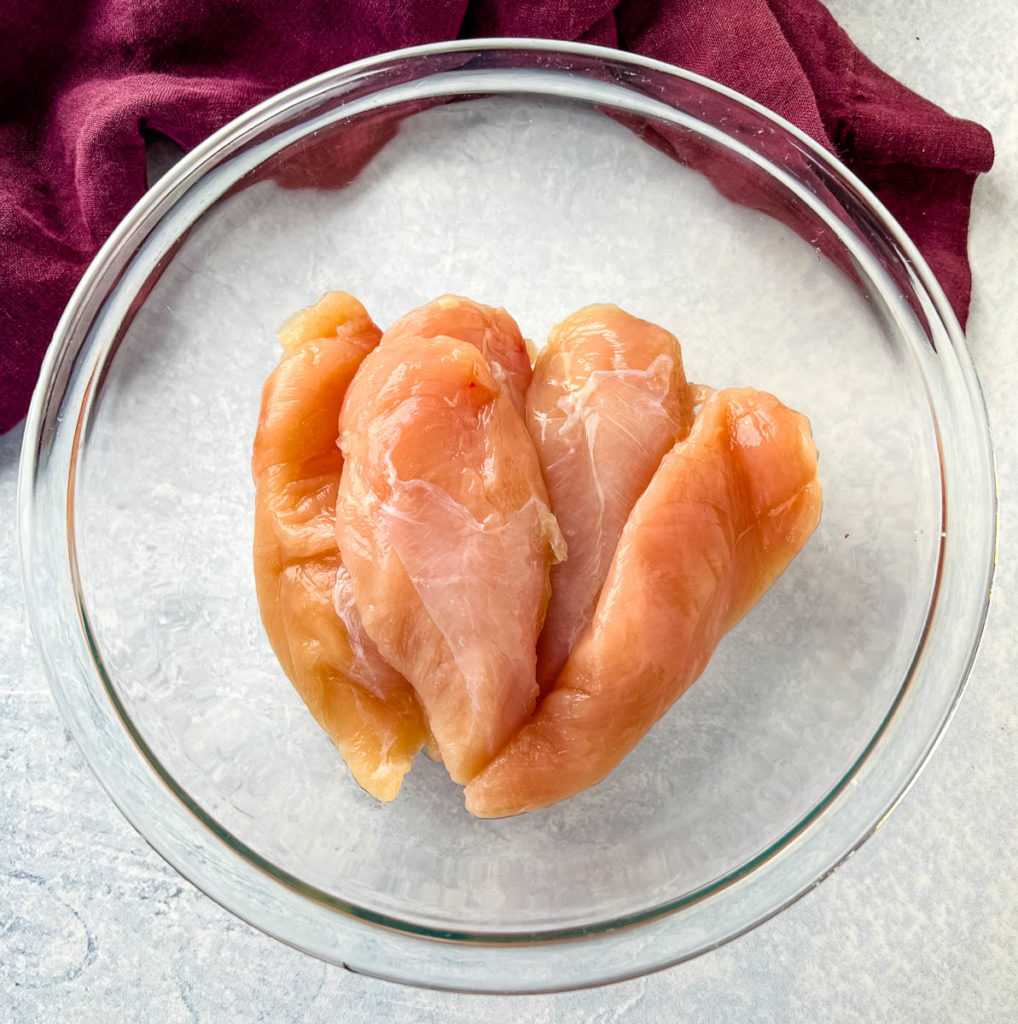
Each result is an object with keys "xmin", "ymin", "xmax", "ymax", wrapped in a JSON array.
[{"xmin": 3, "ymin": 3, "xmax": 1017, "ymax": 1020}]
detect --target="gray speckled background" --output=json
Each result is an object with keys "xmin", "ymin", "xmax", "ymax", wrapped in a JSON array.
[{"xmin": 3, "ymin": 3, "xmax": 1017, "ymax": 1020}]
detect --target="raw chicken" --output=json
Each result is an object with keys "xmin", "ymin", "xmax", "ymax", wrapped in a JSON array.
[
  {"xmin": 331, "ymin": 566, "xmax": 409, "ymax": 699},
  {"xmin": 465, "ymin": 388, "xmax": 822, "ymax": 817},
  {"xmin": 252, "ymin": 292, "xmax": 429, "ymax": 801},
  {"xmin": 336, "ymin": 332, "xmax": 566, "ymax": 784},
  {"xmin": 384, "ymin": 295, "xmax": 532, "ymax": 414},
  {"xmin": 528, "ymin": 304, "xmax": 695, "ymax": 690}
]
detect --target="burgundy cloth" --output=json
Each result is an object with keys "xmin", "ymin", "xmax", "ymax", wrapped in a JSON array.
[{"xmin": 0, "ymin": 1, "xmax": 994, "ymax": 434}]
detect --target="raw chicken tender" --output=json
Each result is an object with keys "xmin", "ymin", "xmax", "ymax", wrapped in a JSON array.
[
  {"xmin": 252, "ymin": 292, "xmax": 429, "ymax": 801},
  {"xmin": 527, "ymin": 304, "xmax": 695, "ymax": 689},
  {"xmin": 336, "ymin": 333, "xmax": 565, "ymax": 784},
  {"xmin": 465, "ymin": 388, "xmax": 822, "ymax": 817}
]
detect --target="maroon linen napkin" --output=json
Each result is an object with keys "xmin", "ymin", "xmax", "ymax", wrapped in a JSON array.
[{"xmin": 0, "ymin": 0, "xmax": 994, "ymax": 434}]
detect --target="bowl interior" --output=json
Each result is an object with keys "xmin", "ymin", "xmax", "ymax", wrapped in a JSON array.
[{"xmin": 71, "ymin": 62, "xmax": 942, "ymax": 936}]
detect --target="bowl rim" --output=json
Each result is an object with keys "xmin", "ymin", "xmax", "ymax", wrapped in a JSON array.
[{"xmin": 18, "ymin": 37, "xmax": 997, "ymax": 993}]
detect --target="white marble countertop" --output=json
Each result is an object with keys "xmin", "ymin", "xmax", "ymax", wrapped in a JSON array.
[{"xmin": 3, "ymin": 3, "xmax": 1016, "ymax": 1020}]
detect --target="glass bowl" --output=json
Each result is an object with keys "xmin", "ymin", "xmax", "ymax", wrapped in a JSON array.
[{"xmin": 18, "ymin": 41, "xmax": 995, "ymax": 993}]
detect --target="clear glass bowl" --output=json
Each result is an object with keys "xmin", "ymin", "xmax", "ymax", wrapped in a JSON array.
[{"xmin": 18, "ymin": 41, "xmax": 996, "ymax": 993}]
